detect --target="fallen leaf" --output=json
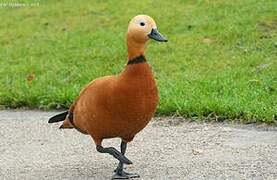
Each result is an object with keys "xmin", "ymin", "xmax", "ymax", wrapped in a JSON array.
[
  {"xmin": 203, "ymin": 37, "xmax": 216, "ymax": 44},
  {"xmin": 26, "ymin": 73, "xmax": 35, "ymax": 82},
  {"xmin": 192, "ymin": 149, "xmax": 203, "ymax": 155}
]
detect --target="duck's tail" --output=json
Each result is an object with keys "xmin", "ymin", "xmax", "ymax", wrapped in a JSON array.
[
  {"xmin": 48, "ymin": 111, "xmax": 68, "ymax": 123},
  {"xmin": 48, "ymin": 111, "xmax": 74, "ymax": 129}
]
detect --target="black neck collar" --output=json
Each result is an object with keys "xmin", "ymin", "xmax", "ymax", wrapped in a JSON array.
[{"xmin": 127, "ymin": 55, "xmax": 146, "ymax": 65}]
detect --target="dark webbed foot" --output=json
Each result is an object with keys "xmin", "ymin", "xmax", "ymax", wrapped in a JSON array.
[
  {"xmin": 111, "ymin": 140, "xmax": 140, "ymax": 179},
  {"xmin": 96, "ymin": 145, "xmax": 132, "ymax": 165},
  {"xmin": 112, "ymin": 170, "xmax": 140, "ymax": 179}
]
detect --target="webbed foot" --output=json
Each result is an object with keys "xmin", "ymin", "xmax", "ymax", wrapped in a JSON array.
[{"xmin": 112, "ymin": 170, "xmax": 140, "ymax": 179}]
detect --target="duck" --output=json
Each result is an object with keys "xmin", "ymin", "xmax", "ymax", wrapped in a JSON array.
[{"xmin": 48, "ymin": 14, "xmax": 167, "ymax": 179}]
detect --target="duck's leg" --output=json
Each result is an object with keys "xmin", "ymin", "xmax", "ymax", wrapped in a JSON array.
[
  {"xmin": 112, "ymin": 140, "xmax": 140, "ymax": 179},
  {"xmin": 96, "ymin": 145, "xmax": 132, "ymax": 165}
]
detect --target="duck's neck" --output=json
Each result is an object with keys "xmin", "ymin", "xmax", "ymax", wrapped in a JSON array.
[
  {"xmin": 124, "ymin": 37, "xmax": 153, "ymax": 78},
  {"xmin": 127, "ymin": 38, "xmax": 146, "ymax": 61}
]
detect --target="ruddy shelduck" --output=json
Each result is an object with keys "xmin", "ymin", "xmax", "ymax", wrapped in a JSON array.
[{"xmin": 49, "ymin": 14, "xmax": 167, "ymax": 179}]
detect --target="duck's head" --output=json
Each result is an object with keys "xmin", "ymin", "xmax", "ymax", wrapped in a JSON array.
[{"xmin": 127, "ymin": 15, "xmax": 167, "ymax": 44}]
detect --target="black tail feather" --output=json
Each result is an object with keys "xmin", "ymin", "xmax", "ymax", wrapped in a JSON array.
[{"xmin": 48, "ymin": 111, "xmax": 68, "ymax": 123}]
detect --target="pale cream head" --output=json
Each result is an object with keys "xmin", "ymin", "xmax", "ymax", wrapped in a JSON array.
[
  {"xmin": 126, "ymin": 15, "xmax": 167, "ymax": 60},
  {"xmin": 127, "ymin": 15, "xmax": 167, "ymax": 44}
]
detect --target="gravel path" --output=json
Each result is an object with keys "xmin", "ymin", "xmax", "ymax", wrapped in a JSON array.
[{"xmin": 0, "ymin": 110, "xmax": 277, "ymax": 180}]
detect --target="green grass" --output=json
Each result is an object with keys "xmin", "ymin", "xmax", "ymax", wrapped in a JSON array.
[{"xmin": 0, "ymin": 0, "xmax": 276, "ymax": 123}]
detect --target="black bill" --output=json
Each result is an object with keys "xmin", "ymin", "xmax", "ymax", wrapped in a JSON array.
[{"xmin": 148, "ymin": 28, "xmax": 168, "ymax": 42}]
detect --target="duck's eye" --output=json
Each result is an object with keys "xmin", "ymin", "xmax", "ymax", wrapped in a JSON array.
[{"xmin": 140, "ymin": 22, "xmax": 145, "ymax": 26}]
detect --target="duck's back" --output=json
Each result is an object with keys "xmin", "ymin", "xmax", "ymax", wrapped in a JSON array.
[{"xmin": 73, "ymin": 62, "xmax": 158, "ymax": 143}]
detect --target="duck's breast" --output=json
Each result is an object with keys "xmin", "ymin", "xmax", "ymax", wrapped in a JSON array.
[{"xmin": 104, "ymin": 64, "xmax": 159, "ymax": 138}]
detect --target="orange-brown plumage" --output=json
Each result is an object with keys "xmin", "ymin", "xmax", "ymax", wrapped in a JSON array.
[
  {"xmin": 49, "ymin": 14, "xmax": 167, "ymax": 179},
  {"xmin": 71, "ymin": 62, "xmax": 158, "ymax": 144}
]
